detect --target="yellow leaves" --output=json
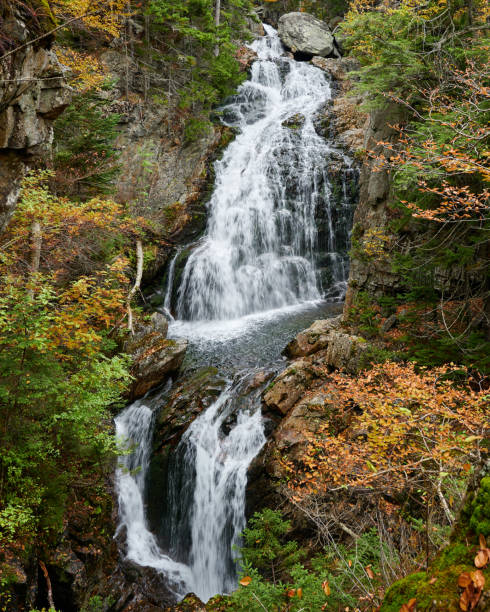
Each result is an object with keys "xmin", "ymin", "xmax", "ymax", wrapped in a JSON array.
[
  {"xmin": 55, "ymin": 47, "xmax": 107, "ymax": 92},
  {"xmin": 52, "ymin": 0, "xmax": 129, "ymax": 39}
]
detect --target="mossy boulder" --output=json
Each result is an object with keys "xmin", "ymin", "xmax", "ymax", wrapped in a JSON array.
[{"xmin": 380, "ymin": 465, "xmax": 490, "ymax": 611}]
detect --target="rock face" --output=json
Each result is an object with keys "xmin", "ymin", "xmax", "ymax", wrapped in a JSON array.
[
  {"xmin": 0, "ymin": 17, "xmax": 71, "ymax": 231},
  {"xmin": 278, "ymin": 12, "xmax": 337, "ymax": 58},
  {"xmin": 125, "ymin": 315, "xmax": 187, "ymax": 399},
  {"xmin": 248, "ymin": 317, "xmax": 369, "ymax": 514}
]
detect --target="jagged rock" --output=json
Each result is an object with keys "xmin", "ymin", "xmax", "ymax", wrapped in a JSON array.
[
  {"xmin": 166, "ymin": 593, "xmax": 206, "ymax": 611},
  {"xmin": 236, "ymin": 45, "xmax": 258, "ymax": 70},
  {"xmin": 278, "ymin": 12, "xmax": 337, "ymax": 58},
  {"xmin": 0, "ymin": 18, "xmax": 72, "ymax": 232},
  {"xmin": 154, "ymin": 367, "xmax": 227, "ymax": 447},
  {"xmin": 116, "ymin": 561, "xmax": 176, "ymax": 610},
  {"xmin": 281, "ymin": 113, "xmax": 305, "ymax": 130},
  {"xmin": 126, "ymin": 327, "xmax": 188, "ymax": 399},
  {"xmin": 285, "ymin": 316, "xmax": 341, "ymax": 357},
  {"xmin": 311, "ymin": 56, "xmax": 358, "ymax": 82},
  {"xmin": 285, "ymin": 316, "xmax": 367, "ymax": 374},
  {"xmin": 263, "ymin": 358, "xmax": 322, "ymax": 415}
]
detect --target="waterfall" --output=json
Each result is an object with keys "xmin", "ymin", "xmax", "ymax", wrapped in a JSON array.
[
  {"xmin": 163, "ymin": 379, "xmax": 266, "ymax": 600},
  {"xmin": 115, "ymin": 396, "xmax": 193, "ymax": 596},
  {"xmin": 115, "ymin": 25, "xmax": 355, "ymax": 605},
  {"xmin": 176, "ymin": 24, "xmax": 348, "ymax": 321}
]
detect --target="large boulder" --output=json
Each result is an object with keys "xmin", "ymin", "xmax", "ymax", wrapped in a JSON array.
[{"xmin": 278, "ymin": 12, "xmax": 337, "ymax": 58}]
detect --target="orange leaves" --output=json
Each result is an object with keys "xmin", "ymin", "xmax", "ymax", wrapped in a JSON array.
[
  {"xmin": 285, "ymin": 362, "xmax": 487, "ymax": 506},
  {"xmin": 474, "ymin": 535, "xmax": 490, "ymax": 569},
  {"xmin": 399, "ymin": 598, "xmax": 416, "ymax": 612},
  {"xmin": 458, "ymin": 571, "xmax": 485, "ymax": 610},
  {"xmin": 322, "ymin": 580, "xmax": 331, "ymax": 596},
  {"xmin": 239, "ymin": 576, "xmax": 252, "ymax": 586},
  {"xmin": 456, "ymin": 535, "xmax": 489, "ymax": 610}
]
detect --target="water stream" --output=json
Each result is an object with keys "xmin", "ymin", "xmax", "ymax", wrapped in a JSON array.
[{"xmin": 115, "ymin": 25, "xmax": 355, "ymax": 604}]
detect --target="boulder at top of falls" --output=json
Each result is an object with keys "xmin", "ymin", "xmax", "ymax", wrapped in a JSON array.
[{"xmin": 278, "ymin": 12, "xmax": 336, "ymax": 58}]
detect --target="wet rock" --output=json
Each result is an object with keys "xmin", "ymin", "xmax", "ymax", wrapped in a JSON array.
[
  {"xmin": 278, "ymin": 12, "xmax": 337, "ymax": 58},
  {"xmin": 282, "ymin": 113, "xmax": 306, "ymax": 130},
  {"xmin": 126, "ymin": 327, "xmax": 188, "ymax": 399},
  {"xmin": 117, "ymin": 560, "xmax": 176, "ymax": 609},
  {"xmin": 154, "ymin": 366, "xmax": 227, "ymax": 447}
]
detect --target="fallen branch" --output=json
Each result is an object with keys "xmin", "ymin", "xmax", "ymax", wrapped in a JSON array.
[{"xmin": 39, "ymin": 561, "xmax": 55, "ymax": 610}]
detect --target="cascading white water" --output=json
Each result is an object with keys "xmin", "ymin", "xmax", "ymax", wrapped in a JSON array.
[
  {"xmin": 176, "ymin": 25, "xmax": 339, "ymax": 321},
  {"xmin": 115, "ymin": 397, "xmax": 193, "ymax": 595},
  {"xmin": 170, "ymin": 381, "xmax": 266, "ymax": 600},
  {"xmin": 115, "ymin": 25, "xmax": 356, "ymax": 606}
]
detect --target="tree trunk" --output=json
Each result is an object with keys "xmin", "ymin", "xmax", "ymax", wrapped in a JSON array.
[
  {"xmin": 214, "ymin": 0, "xmax": 221, "ymax": 57},
  {"xmin": 127, "ymin": 239, "xmax": 143, "ymax": 333},
  {"xmin": 27, "ymin": 220, "xmax": 42, "ymax": 299}
]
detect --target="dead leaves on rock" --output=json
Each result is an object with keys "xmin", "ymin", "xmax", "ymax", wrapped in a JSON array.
[
  {"xmin": 457, "ymin": 534, "xmax": 488, "ymax": 611},
  {"xmin": 399, "ymin": 598, "xmax": 416, "ymax": 612}
]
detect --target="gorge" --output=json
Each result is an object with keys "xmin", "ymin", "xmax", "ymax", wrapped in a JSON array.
[
  {"xmin": 115, "ymin": 25, "xmax": 356, "ymax": 605},
  {"xmin": 1, "ymin": 2, "xmax": 488, "ymax": 611}
]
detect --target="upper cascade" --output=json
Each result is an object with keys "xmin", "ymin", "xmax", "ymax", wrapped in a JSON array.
[{"xmin": 176, "ymin": 25, "xmax": 348, "ymax": 322}]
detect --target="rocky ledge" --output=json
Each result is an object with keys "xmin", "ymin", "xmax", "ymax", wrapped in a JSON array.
[
  {"xmin": 125, "ymin": 313, "xmax": 188, "ymax": 400},
  {"xmin": 247, "ymin": 317, "xmax": 368, "ymax": 513}
]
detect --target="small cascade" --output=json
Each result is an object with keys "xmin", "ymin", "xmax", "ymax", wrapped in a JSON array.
[
  {"xmin": 115, "ymin": 395, "xmax": 192, "ymax": 596},
  {"xmin": 162, "ymin": 377, "xmax": 266, "ymax": 601}
]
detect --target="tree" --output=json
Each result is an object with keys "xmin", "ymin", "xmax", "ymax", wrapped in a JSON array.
[
  {"xmin": 281, "ymin": 362, "xmax": 488, "ymax": 567},
  {"xmin": 0, "ymin": 173, "xmax": 149, "ymax": 558}
]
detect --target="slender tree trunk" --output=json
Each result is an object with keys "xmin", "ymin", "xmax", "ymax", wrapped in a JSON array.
[
  {"xmin": 214, "ymin": 0, "xmax": 221, "ymax": 57},
  {"xmin": 27, "ymin": 220, "xmax": 42, "ymax": 299},
  {"xmin": 127, "ymin": 239, "xmax": 143, "ymax": 333}
]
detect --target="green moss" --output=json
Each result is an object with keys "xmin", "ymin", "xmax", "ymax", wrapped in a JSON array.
[
  {"xmin": 432, "ymin": 543, "xmax": 471, "ymax": 571},
  {"xmin": 469, "ymin": 476, "xmax": 490, "ymax": 537},
  {"xmin": 381, "ymin": 572, "xmax": 426, "ymax": 612}
]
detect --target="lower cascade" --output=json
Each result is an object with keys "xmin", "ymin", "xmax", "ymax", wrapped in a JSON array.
[{"xmin": 115, "ymin": 25, "xmax": 355, "ymax": 603}]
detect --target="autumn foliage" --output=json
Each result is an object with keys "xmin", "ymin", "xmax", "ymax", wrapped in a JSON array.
[{"xmin": 283, "ymin": 362, "xmax": 488, "ymax": 519}]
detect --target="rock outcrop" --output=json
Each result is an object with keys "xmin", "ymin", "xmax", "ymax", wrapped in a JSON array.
[
  {"xmin": 284, "ymin": 317, "xmax": 368, "ymax": 371},
  {"xmin": 248, "ymin": 317, "xmax": 369, "ymax": 513},
  {"xmin": 126, "ymin": 313, "xmax": 187, "ymax": 399},
  {"xmin": 0, "ymin": 13, "xmax": 71, "ymax": 232},
  {"xmin": 278, "ymin": 12, "xmax": 339, "ymax": 58}
]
